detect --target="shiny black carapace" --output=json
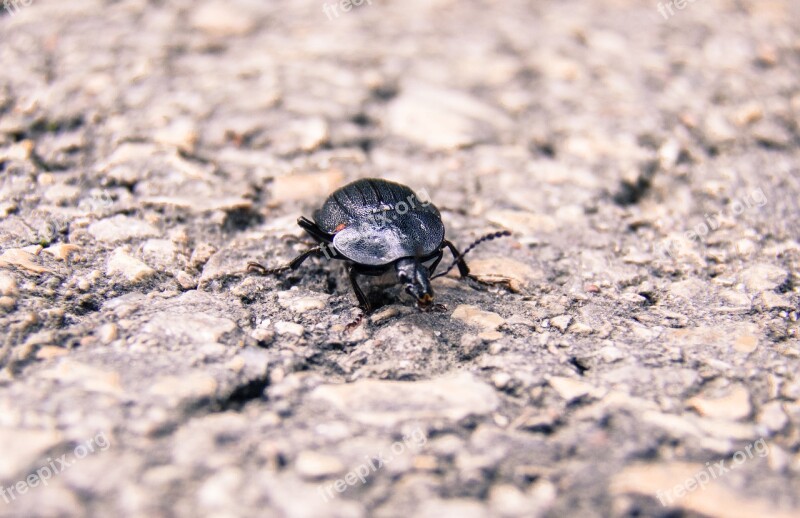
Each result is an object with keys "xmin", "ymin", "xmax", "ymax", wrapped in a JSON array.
[{"xmin": 248, "ymin": 178, "xmax": 509, "ymax": 311}]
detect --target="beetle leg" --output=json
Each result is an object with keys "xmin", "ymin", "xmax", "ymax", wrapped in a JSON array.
[
  {"xmin": 247, "ymin": 246, "xmax": 324, "ymax": 276},
  {"xmin": 288, "ymin": 246, "xmax": 325, "ymax": 269},
  {"xmin": 345, "ymin": 311, "xmax": 365, "ymax": 332},
  {"xmin": 347, "ymin": 266, "xmax": 371, "ymax": 312},
  {"xmin": 427, "ymin": 250, "xmax": 444, "ymax": 276},
  {"xmin": 420, "ymin": 302, "xmax": 448, "ymax": 313},
  {"xmin": 441, "ymin": 240, "xmax": 470, "ymax": 277},
  {"xmin": 246, "ymin": 261, "xmax": 280, "ymax": 275}
]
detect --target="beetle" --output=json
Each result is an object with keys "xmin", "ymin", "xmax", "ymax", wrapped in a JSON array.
[{"xmin": 247, "ymin": 178, "xmax": 510, "ymax": 311}]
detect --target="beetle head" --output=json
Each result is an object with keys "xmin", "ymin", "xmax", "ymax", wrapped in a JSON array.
[{"xmin": 395, "ymin": 258, "xmax": 433, "ymax": 308}]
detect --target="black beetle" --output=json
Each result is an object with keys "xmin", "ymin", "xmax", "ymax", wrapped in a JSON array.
[{"xmin": 247, "ymin": 178, "xmax": 510, "ymax": 311}]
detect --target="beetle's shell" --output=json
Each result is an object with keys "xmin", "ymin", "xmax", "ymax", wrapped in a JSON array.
[{"xmin": 315, "ymin": 179, "xmax": 445, "ymax": 266}]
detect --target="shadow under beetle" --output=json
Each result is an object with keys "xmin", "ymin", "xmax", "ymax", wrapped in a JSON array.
[{"xmin": 247, "ymin": 178, "xmax": 510, "ymax": 312}]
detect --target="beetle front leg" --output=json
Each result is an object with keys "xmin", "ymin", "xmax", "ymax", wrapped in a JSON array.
[
  {"xmin": 441, "ymin": 240, "xmax": 470, "ymax": 277},
  {"xmin": 347, "ymin": 266, "xmax": 372, "ymax": 312},
  {"xmin": 427, "ymin": 250, "xmax": 444, "ymax": 276}
]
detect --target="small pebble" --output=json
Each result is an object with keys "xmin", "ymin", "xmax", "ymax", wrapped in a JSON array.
[
  {"xmin": 550, "ymin": 315, "xmax": 572, "ymax": 333},
  {"xmin": 0, "ymin": 272, "xmax": 18, "ymax": 297},
  {"xmin": 97, "ymin": 323, "xmax": 119, "ymax": 344},
  {"xmin": 0, "ymin": 296, "xmax": 17, "ymax": 311},
  {"xmin": 274, "ymin": 321, "xmax": 305, "ymax": 337}
]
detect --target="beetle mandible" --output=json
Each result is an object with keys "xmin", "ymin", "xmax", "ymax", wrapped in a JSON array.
[{"xmin": 247, "ymin": 178, "xmax": 510, "ymax": 311}]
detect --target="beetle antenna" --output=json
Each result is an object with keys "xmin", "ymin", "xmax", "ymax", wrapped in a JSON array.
[{"xmin": 431, "ymin": 230, "xmax": 511, "ymax": 279}]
